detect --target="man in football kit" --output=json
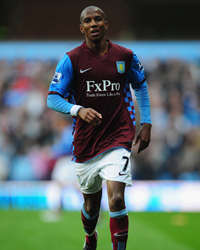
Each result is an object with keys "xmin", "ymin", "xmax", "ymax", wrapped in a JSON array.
[{"xmin": 47, "ymin": 5, "xmax": 152, "ymax": 250}]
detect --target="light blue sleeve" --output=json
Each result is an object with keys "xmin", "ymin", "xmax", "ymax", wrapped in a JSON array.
[
  {"xmin": 134, "ymin": 81, "xmax": 152, "ymax": 125},
  {"xmin": 47, "ymin": 94, "xmax": 74, "ymax": 114},
  {"xmin": 128, "ymin": 54, "xmax": 146, "ymax": 88},
  {"xmin": 48, "ymin": 53, "xmax": 74, "ymax": 97},
  {"xmin": 127, "ymin": 53, "xmax": 151, "ymax": 124},
  {"xmin": 47, "ymin": 53, "xmax": 75, "ymax": 114}
]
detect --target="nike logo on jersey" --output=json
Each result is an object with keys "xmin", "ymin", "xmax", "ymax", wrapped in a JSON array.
[{"xmin": 80, "ymin": 68, "xmax": 92, "ymax": 73}]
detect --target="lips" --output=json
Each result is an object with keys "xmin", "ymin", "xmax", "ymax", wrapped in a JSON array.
[{"xmin": 90, "ymin": 29, "xmax": 100, "ymax": 36}]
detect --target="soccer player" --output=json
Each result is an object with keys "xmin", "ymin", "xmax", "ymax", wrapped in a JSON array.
[{"xmin": 47, "ymin": 5, "xmax": 152, "ymax": 250}]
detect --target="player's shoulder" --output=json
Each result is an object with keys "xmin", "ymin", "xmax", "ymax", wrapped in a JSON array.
[
  {"xmin": 66, "ymin": 43, "xmax": 83, "ymax": 58},
  {"xmin": 65, "ymin": 43, "xmax": 86, "ymax": 66},
  {"xmin": 111, "ymin": 41, "xmax": 134, "ymax": 58}
]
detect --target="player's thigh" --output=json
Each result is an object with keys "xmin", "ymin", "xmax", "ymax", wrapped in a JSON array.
[
  {"xmin": 74, "ymin": 160, "xmax": 102, "ymax": 194},
  {"xmin": 99, "ymin": 148, "xmax": 132, "ymax": 186}
]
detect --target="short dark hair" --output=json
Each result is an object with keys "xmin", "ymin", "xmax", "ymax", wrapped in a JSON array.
[{"xmin": 80, "ymin": 6, "xmax": 107, "ymax": 23}]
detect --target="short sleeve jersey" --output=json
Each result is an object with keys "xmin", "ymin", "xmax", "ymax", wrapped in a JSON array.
[{"xmin": 49, "ymin": 41, "xmax": 146, "ymax": 162}]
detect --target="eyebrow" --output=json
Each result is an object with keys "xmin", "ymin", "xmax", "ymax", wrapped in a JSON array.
[
  {"xmin": 80, "ymin": 10, "xmax": 105, "ymax": 23},
  {"xmin": 83, "ymin": 14, "xmax": 102, "ymax": 20}
]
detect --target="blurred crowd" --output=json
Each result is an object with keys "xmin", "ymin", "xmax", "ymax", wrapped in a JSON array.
[
  {"xmin": 0, "ymin": 56, "xmax": 199, "ymax": 181},
  {"xmin": 0, "ymin": 59, "xmax": 73, "ymax": 181},
  {"xmin": 134, "ymin": 58, "xmax": 200, "ymax": 180}
]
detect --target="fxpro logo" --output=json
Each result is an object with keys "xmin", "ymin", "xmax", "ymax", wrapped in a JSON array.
[{"xmin": 86, "ymin": 80, "xmax": 120, "ymax": 92}]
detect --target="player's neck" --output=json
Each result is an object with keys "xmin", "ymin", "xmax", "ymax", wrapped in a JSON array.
[{"xmin": 85, "ymin": 38, "xmax": 108, "ymax": 56}]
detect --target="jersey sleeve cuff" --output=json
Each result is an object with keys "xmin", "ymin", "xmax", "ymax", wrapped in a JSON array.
[
  {"xmin": 70, "ymin": 105, "xmax": 83, "ymax": 116},
  {"xmin": 141, "ymin": 122, "xmax": 152, "ymax": 126}
]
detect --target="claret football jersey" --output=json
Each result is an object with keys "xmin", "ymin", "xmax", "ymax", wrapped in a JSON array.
[{"xmin": 48, "ymin": 41, "xmax": 146, "ymax": 162}]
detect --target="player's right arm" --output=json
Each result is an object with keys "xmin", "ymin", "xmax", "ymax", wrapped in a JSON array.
[
  {"xmin": 47, "ymin": 53, "xmax": 82, "ymax": 116},
  {"xmin": 78, "ymin": 108, "xmax": 102, "ymax": 126},
  {"xmin": 47, "ymin": 54, "xmax": 102, "ymax": 125}
]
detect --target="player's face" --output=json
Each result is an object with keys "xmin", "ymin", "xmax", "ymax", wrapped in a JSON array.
[{"xmin": 80, "ymin": 10, "xmax": 108, "ymax": 42}]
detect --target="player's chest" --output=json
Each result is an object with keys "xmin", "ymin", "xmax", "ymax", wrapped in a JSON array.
[{"xmin": 76, "ymin": 54, "xmax": 127, "ymax": 82}]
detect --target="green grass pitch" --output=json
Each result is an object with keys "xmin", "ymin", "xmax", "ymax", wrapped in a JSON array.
[{"xmin": 0, "ymin": 210, "xmax": 199, "ymax": 250}]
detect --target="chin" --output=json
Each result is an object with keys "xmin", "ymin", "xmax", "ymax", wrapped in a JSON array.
[{"xmin": 90, "ymin": 35, "xmax": 103, "ymax": 43}]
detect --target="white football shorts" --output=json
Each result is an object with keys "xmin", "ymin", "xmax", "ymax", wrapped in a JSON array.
[{"xmin": 74, "ymin": 148, "xmax": 133, "ymax": 194}]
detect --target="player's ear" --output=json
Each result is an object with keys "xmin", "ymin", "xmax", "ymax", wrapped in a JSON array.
[{"xmin": 80, "ymin": 24, "xmax": 84, "ymax": 35}]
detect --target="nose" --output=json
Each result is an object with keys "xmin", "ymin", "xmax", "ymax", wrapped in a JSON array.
[{"xmin": 90, "ymin": 18, "xmax": 97, "ymax": 27}]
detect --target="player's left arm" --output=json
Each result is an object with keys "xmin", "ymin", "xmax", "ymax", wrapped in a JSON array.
[{"xmin": 128, "ymin": 53, "xmax": 152, "ymax": 153}]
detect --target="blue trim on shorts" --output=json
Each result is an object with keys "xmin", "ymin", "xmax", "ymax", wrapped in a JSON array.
[{"xmin": 110, "ymin": 208, "xmax": 128, "ymax": 218}]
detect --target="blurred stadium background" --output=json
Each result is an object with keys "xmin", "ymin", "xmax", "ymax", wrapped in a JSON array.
[{"xmin": 0, "ymin": 0, "xmax": 200, "ymax": 250}]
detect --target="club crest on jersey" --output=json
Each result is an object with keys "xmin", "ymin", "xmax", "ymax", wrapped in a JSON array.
[
  {"xmin": 116, "ymin": 61, "xmax": 125, "ymax": 74},
  {"xmin": 52, "ymin": 72, "xmax": 62, "ymax": 83}
]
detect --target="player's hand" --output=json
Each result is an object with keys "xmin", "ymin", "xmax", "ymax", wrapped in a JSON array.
[
  {"xmin": 78, "ymin": 108, "xmax": 102, "ymax": 126},
  {"xmin": 133, "ymin": 123, "xmax": 152, "ymax": 153}
]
